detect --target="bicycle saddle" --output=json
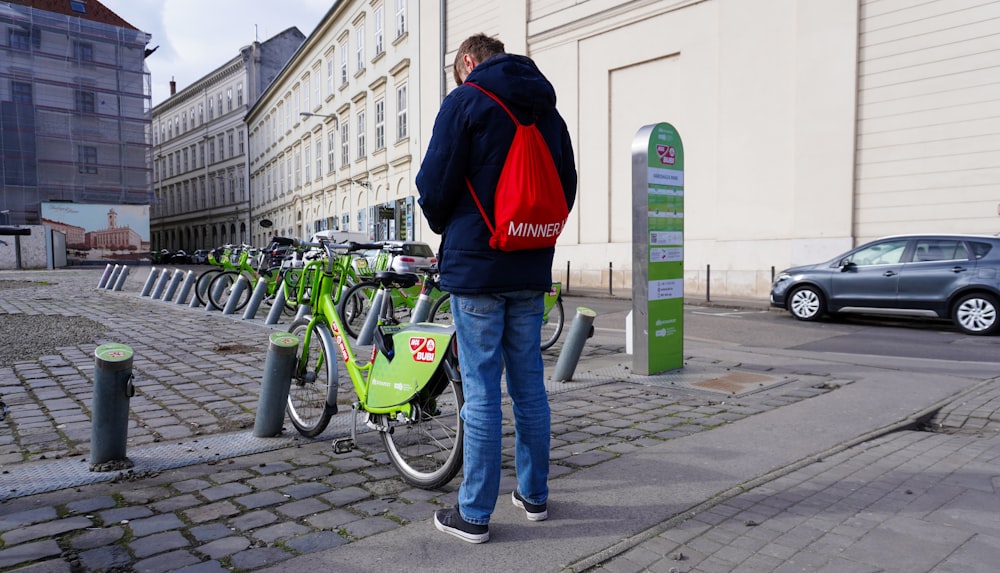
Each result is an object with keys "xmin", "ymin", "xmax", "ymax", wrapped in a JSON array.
[{"xmin": 374, "ymin": 271, "xmax": 419, "ymax": 289}]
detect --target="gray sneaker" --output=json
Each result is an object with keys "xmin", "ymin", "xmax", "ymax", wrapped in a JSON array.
[{"xmin": 512, "ymin": 490, "xmax": 548, "ymax": 521}]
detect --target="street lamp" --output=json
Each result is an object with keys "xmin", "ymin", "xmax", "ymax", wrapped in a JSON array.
[{"xmin": 300, "ymin": 112, "xmax": 338, "ymax": 129}]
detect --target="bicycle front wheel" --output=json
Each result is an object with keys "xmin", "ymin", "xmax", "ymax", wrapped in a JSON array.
[
  {"xmin": 540, "ymin": 297, "xmax": 565, "ymax": 350},
  {"xmin": 427, "ymin": 292, "xmax": 453, "ymax": 324},
  {"xmin": 286, "ymin": 318, "xmax": 338, "ymax": 437},
  {"xmin": 208, "ymin": 271, "xmax": 251, "ymax": 311},
  {"xmin": 194, "ymin": 269, "xmax": 222, "ymax": 306},
  {"xmin": 337, "ymin": 280, "xmax": 381, "ymax": 339},
  {"xmin": 381, "ymin": 369, "xmax": 464, "ymax": 489}
]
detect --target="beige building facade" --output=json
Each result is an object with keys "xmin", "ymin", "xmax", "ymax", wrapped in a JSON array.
[
  {"xmin": 247, "ymin": 0, "xmax": 420, "ymax": 249},
  {"xmin": 415, "ymin": 0, "xmax": 1000, "ymax": 298}
]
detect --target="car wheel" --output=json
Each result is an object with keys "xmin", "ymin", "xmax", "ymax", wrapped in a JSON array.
[
  {"xmin": 952, "ymin": 293, "xmax": 999, "ymax": 336},
  {"xmin": 788, "ymin": 285, "xmax": 825, "ymax": 321}
]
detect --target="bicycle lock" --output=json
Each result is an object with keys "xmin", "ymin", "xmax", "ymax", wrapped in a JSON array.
[
  {"xmin": 253, "ymin": 332, "xmax": 300, "ymax": 437},
  {"xmin": 90, "ymin": 343, "xmax": 135, "ymax": 470}
]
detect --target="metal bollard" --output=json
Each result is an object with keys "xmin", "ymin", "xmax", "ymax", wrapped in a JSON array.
[
  {"xmin": 243, "ymin": 277, "xmax": 270, "ymax": 320},
  {"xmin": 253, "ymin": 332, "xmax": 300, "ymax": 437},
  {"xmin": 151, "ymin": 268, "xmax": 172, "ymax": 300},
  {"xmin": 190, "ymin": 274, "xmax": 208, "ymax": 308},
  {"xmin": 264, "ymin": 284, "xmax": 288, "ymax": 325},
  {"xmin": 552, "ymin": 307, "xmax": 597, "ymax": 382},
  {"xmin": 293, "ymin": 303, "xmax": 312, "ymax": 322},
  {"xmin": 90, "ymin": 343, "xmax": 135, "ymax": 470},
  {"xmin": 105, "ymin": 265, "xmax": 121, "ymax": 290},
  {"xmin": 112, "ymin": 266, "xmax": 130, "ymax": 291},
  {"xmin": 222, "ymin": 275, "xmax": 250, "ymax": 315},
  {"xmin": 97, "ymin": 264, "xmax": 113, "ymax": 289},
  {"xmin": 357, "ymin": 289, "xmax": 385, "ymax": 346},
  {"xmin": 175, "ymin": 270, "xmax": 196, "ymax": 305},
  {"xmin": 140, "ymin": 267, "xmax": 159, "ymax": 297},
  {"xmin": 205, "ymin": 274, "xmax": 228, "ymax": 312},
  {"xmin": 162, "ymin": 269, "xmax": 184, "ymax": 302},
  {"xmin": 411, "ymin": 292, "xmax": 433, "ymax": 323}
]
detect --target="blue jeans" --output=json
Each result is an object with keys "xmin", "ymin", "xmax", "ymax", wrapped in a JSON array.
[{"xmin": 452, "ymin": 290, "xmax": 550, "ymax": 525}]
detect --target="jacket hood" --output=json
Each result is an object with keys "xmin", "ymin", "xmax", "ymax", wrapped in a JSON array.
[{"xmin": 464, "ymin": 54, "xmax": 557, "ymax": 117}]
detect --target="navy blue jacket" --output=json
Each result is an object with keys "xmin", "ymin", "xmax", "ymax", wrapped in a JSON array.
[{"xmin": 416, "ymin": 54, "xmax": 577, "ymax": 295}]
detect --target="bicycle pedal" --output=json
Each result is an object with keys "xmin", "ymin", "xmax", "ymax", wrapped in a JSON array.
[{"xmin": 332, "ymin": 438, "xmax": 355, "ymax": 454}]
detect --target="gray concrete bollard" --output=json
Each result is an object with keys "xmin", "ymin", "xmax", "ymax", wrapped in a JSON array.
[
  {"xmin": 97, "ymin": 264, "xmax": 113, "ymax": 289},
  {"xmin": 112, "ymin": 266, "xmax": 130, "ymax": 291},
  {"xmin": 411, "ymin": 291, "xmax": 434, "ymax": 323},
  {"xmin": 140, "ymin": 267, "xmax": 159, "ymax": 297},
  {"xmin": 552, "ymin": 307, "xmax": 597, "ymax": 382},
  {"xmin": 90, "ymin": 343, "xmax": 135, "ymax": 470},
  {"xmin": 222, "ymin": 275, "xmax": 250, "ymax": 315},
  {"xmin": 357, "ymin": 289, "xmax": 384, "ymax": 346},
  {"xmin": 175, "ymin": 271, "xmax": 196, "ymax": 305},
  {"xmin": 243, "ymin": 277, "xmax": 271, "ymax": 320},
  {"xmin": 162, "ymin": 269, "xmax": 184, "ymax": 302},
  {"xmin": 151, "ymin": 268, "xmax": 172, "ymax": 300},
  {"xmin": 105, "ymin": 265, "xmax": 121, "ymax": 290},
  {"xmin": 253, "ymin": 332, "xmax": 300, "ymax": 437},
  {"xmin": 264, "ymin": 283, "xmax": 288, "ymax": 325},
  {"xmin": 190, "ymin": 274, "xmax": 208, "ymax": 308},
  {"xmin": 205, "ymin": 274, "xmax": 229, "ymax": 312}
]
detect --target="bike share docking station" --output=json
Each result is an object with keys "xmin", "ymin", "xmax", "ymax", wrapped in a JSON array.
[{"xmin": 630, "ymin": 122, "xmax": 685, "ymax": 375}]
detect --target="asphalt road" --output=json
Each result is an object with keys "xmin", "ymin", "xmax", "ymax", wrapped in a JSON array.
[{"xmin": 564, "ymin": 293, "xmax": 1000, "ymax": 363}]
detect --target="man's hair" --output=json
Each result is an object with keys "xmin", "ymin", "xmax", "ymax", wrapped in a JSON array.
[{"xmin": 453, "ymin": 33, "xmax": 505, "ymax": 86}]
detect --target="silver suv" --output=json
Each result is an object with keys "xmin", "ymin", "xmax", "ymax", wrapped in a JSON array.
[{"xmin": 770, "ymin": 234, "xmax": 1000, "ymax": 335}]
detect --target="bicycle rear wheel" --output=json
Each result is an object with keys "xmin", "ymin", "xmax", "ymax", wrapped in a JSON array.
[
  {"xmin": 208, "ymin": 271, "xmax": 251, "ymax": 311},
  {"xmin": 286, "ymin": 318, "xmax": 338, "ymax": 437},
  {"xmin": 540, "ymin": 297, "xmax": 564, "ymax": 350},
  {"xmin": 381, "ymin": 368, "xmax": 464, "ymax": 489}
]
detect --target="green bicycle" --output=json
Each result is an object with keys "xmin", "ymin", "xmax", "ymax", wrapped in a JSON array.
[
  {"xmin": 284, "ymin": 238, "xmax": 464, "ymax": 489},
  {"xmin": 427, "ymin": 282, "xmax": 565, "ymax": 350}
]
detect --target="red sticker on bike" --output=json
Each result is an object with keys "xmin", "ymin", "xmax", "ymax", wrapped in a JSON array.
[{"xmin": 409, "ymin": 337, "xmax": 436, "ymax": 363}]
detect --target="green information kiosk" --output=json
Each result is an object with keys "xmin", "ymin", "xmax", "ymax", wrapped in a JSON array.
[{"xmin": 631, "ymin": 122, "xmax": 684, "ymax": 375}]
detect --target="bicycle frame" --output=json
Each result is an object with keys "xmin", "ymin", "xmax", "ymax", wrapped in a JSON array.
[{"xmin": 296, "ymin": 247, "xmax": 457, "ymax": 418}]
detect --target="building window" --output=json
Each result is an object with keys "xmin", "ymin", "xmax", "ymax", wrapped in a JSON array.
[
  {"xmin": 396, "ymin": 0, "xmax": 406, "ymax": 38},
  {"xmin": 304, "ymin": 144, "xmax": 311, "ymax": 181},
  {"xmin": 218, "ymin": 135, "xmax": 225, "ymax": 160},
  {"xmin": 198, "ymin": 103, "xmax": 204, "ymax": 123},
  {"xmin": 303, "ymin": 78, "xmax": 310, "ymax": 112},
  {"xmin": 341, "ymin": 121, "xmax": 349, "ymax": 165},
  {"xmin": 75, "ymin": 90, "xmax": 95, "ymax": 113},
  {"xmin": 11, "ymin": 81, "xmax": 32, "ymax": 104},
  {"xmin": 327, "ymin": 130, "xmax": 336, "ymax": 173},
  {"xmin": 374, "ymin": 7, "xmax": 384, "ymax": 55},
  {"xmin": 9, "ymin": 29, "xmax": 30, "ymax": 50},
  {"xmin": 227, "ymin": 88, "xmax": 233, "ymax": 111},
  {"xmin": 70, "ymin": 0, "xmax": 86, "ymax": 13},
  {"xmin": 73, "ymin": 41, "xmax": 94, "ymax": 62},
  {"xmin": 375, "ymin": 98, "xmax": 385, "ymax": 150},
  {"xmin": 78, "ymin": 146, "xmax": 98, "ymax": 174},
  {"xmin": 356, "ymin": 25, "xmax": 365, "ymax": 72},
  {"xmin": 396, "ymin": 84, "xmax": 408, "ymax": 140},
  {"xmin": 313, "ymin": 68, "xmax": 321, "ymax": 106},
  {"xmin": 182, "ymin": 112, "xmax": 187, "ymax": 131},
  {"xmin": 327, "ymin": 59, "xmax": 334, "ymax": 96},
  {"xmin": 286, "ymin": 156, "xmax": 292, "ymax": 190},
  {"xmin": 217, "ymin": 93, "xmax": 223, "ymax": 116},
  {"xmin": 228, "ymin": 132, "xmax": 234, "ymax": 157},
  {"xmin": 295, "ymin": 150, "xmax": 302, "ymax": 187},
  {"xmin": 209, "ymin": 141, "xmax": 215, "ymax": 163},
  {"xmin": 238, "ymin": 131, "xmax": 245, "ymax": 154},
  {"xmin": 340, "ymin": 42, "xmax": 348, "ymax": 85},
  {"xmin": 208, "ymin": 98, "xmax": 214, "ymax": 120},
  {"xmin": 315, "ymin": 138, "xmax": 322, "ymax": 179},
  {"xmin": 237, "ymin": 83, "xmax": 244, "ymax": 107},
  {"xmin": 357, "ymin": 110, "xmax": 366, "ymax": 158}
]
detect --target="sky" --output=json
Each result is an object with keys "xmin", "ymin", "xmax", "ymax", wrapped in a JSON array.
[{"xmin": 98, "ymin": 0, "xmax": 333, "ymax": 107}]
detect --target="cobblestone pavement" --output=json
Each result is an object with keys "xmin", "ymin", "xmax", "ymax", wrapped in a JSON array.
[{"xmin": 2, "ymin": 267, "xmax": 999, "ymax": 572}]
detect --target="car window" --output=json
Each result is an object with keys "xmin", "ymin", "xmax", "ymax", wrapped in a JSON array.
[
  {"xmin": 403, "ymin": 243, "xmax": 434, "ymax": 257},
  {"xmin": 969, "ymin": 242, "xmax": 993, "ymax": 260},
  {"xmin": 848, "ymin": 240, "xmax": 908, "ymax": 266},
  {"xmin": 912, "ymin": 239, "xmax": 969, "ymax": 262}
]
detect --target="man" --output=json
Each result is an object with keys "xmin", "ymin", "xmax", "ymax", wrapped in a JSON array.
[{"xmin": 416, "ymin": 33, "xmax": 577, "ymax": 543}]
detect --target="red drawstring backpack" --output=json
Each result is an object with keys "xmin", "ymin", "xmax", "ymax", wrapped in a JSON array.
[{"xmin": 464, "ymin": 83, "xmax": 569, "ymax": 251}]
